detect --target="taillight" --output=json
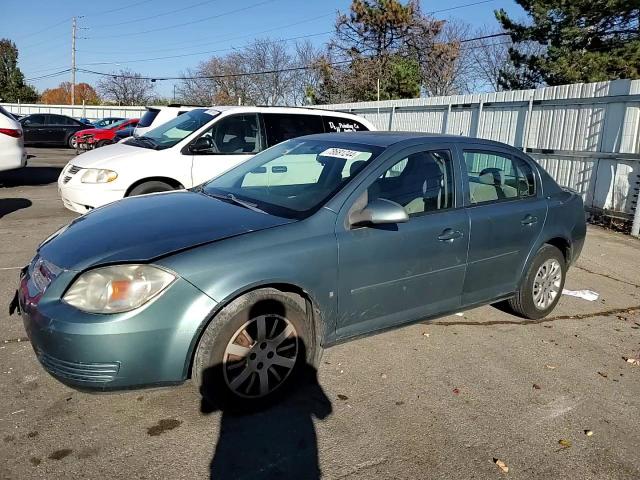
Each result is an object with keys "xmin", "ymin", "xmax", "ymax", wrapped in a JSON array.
[{"xmin": 0, "ymin": 128, "xmax": 22, "ymax": 138}]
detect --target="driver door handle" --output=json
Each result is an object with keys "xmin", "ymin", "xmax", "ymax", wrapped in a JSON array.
[
  {"xmin": 521, "ymin": 214, "xmax": 538, "ymax": 226},
  {"xmin": 437, "ymin": 228, "xmax": 463, "ymax": 242}
]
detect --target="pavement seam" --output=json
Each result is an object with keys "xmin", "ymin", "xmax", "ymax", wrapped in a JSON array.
[{"xmin": 575, "ymin": 265, "xmax": 640, "ymax": 288}]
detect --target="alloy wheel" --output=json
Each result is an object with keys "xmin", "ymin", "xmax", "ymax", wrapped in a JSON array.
[
  {"xmin": 223, "ymin": 314, "xmax": 298, "ymax": 398},
  {"xmin": 532, "ymin": 259, "xmax": 562, "ymax": 310}
]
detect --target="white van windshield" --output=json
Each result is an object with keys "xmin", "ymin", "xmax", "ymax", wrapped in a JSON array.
[{"xmin": 126, "ymin": 109, "xmax": 219, "ymax": 150}]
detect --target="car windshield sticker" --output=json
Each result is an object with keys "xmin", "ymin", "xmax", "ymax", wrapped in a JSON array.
[
  {"xmin": 205, "ymin": 109, "xmax": 220, "ymax": 116},
  {"xmin": 320, "ymin": 148, "xmax": 365, "ymax": 160}
]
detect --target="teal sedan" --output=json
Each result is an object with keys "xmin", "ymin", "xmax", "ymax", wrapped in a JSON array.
[{"xmin": 12, "ymin": 132, "xmax": 586, "ymax": 408}]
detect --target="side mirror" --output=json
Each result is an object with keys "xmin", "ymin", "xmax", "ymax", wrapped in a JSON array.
[
  {"xmin": 189, "ymin": 136, "xmax": 213, "ymax": 154},
  {"xmin": 349, "ymin": 198, "xmax": 409, "ymax": 227}
]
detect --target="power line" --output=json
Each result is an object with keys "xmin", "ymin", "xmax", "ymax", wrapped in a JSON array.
[
  {"xmin": 25, "ymin": 69, "xmax": 71, "ymax": 82},
  {"xmin": 13, "ymin": 17, "xmax": 70, "ymax": 41},
  {"xmin": 78, "ymin": 31, "xmax": 333, "ymax": 66},
  {"xmin": 88, "ymin": 0, "xmax": 278, "ymax": 39},
  {"xmin": 82, "ymin": 12, "xmax": 336, "ymax": 55},
  {"xmin": 87, "ymin": 0, "xmax": 156, "ymax": 17},
  {"xmin": 427, "ymin": 0, "xmax": 496, "ymax": 15},
  {"xmin": 91, "ymin": 0, "xmax": 222, "ymax": 28}
]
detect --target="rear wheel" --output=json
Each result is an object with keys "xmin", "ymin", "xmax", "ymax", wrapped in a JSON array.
[
  {"xmin": 508, "ymin": 244, "xmax": 566, "ymax": 319},
  {"xmin": 192, "ymin": 288, "xmax": 317, "ymax": 410},
  {"xmin": 67, "ymin": 135, "xmax": 77, "ymax": 149},
  {"xmin": 127, "ymin": 181, "xmax": 175, "ymax": 196}
]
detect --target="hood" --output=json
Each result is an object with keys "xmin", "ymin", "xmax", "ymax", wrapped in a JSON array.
[
  {"xmin": 74, "ymin": 128, "xmax": 103, "ymax": 137},
  {"xmin": 39, "ymin": 190, "xmax": 295, "ymax": 271},
  {"xmin": 70, "ymin": 141, "xmax": 149, "ymax": 168}
]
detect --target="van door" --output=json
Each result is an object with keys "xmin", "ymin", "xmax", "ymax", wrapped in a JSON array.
[{"xmin": 190, "ymin": 114, "xmax": 262, "ymax": 185}]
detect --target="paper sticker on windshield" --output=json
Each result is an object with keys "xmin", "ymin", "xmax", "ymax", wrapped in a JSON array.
[
  {"xmin": 205, "ymin": 108, "xmax": 220, "ymax": 116},
  {"xmin": 320, "ymin": 148, "xmax": 364, "ymax": 160}
]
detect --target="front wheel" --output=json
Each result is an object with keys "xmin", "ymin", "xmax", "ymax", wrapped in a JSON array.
[
  {"xmin": 127, "ymin": 181, "xmax": 175, "ymax": 196},
  {"xmin": 508, "ymin": 244, "xmax": 566, "ymax": 319},
  {"xmin": 192, "ymin": 288, "xmax": 317, "ymax": 410},
  {"xmin": 68, "ymin": 135, "xmax": 77, "ymax": 149}
]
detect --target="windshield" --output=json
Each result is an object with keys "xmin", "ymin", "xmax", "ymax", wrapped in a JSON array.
[
  {"xmin": 108, "ymin": 119, "xmax": 129, "ymax": 130},
  {"xmin": 127, "ymin": 109, "xmax": 218, "ymax": 150},
  {"xmin": 202, "ymin": 139, "xmax": 383, "ymax": 219}
]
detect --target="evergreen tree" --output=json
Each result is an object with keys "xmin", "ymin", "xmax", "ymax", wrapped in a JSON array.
[{"xmin": 0, "ymin": 39, "xmax": 38, "ymax": 102}]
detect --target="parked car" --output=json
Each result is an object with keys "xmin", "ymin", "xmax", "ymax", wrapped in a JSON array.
[
  {"xmin": 78, "ymin": 117, "xmax": 94, "ymax": 126},
  {"xmin": 73, "ymin": 118, "xmax": 139, "ymax": 151},
  {"xmin": 0, "ymin": 105, "xmax": 26, "ymax": 172},
  {"xmin": 58, "ymin": 106, "xmax": 374, "ymax": 214},
  {"xmin": 114, "ymin": 125, "xmax": 136, "ymax": 142},
  {"xmin": 91, "ymin": 117, "xmax": 125, "ymax": 129},
  {"xmin": 13, "ymin": 132, "xmax": 586, "ymax": 408},
  {"xmin": 133, "ymin": 104, "xmax": 201, "ymax": 137},
  {"xmin": 19, "ymin": 114, "xmax": 88, "ymax": 148}
]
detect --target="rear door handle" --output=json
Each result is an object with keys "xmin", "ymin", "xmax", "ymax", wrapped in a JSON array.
[
  {"xmin": 437, "ymin": 228, "xmax": 463, "ymax": 242},
  {"xmin": 521, "ymin": 214, "xmax": 538, "ymax": 226}
]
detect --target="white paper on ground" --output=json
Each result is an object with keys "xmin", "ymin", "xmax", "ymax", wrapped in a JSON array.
[{"xmin": 562, "ymin": 289, "xmax": 599, "ymax": 301}]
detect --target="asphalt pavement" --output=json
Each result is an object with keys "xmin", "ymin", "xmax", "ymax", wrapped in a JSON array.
[{"xmin": 1, "ymin": 148, "xmax": 639, "ymax": 479}]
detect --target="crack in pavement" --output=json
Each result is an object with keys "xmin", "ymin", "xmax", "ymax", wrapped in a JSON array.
[
  {"xmin": 432, "ymin": 305, "xmax": 640, "ymax": 327},
  {"xmin": 575, "ymin": 265, "xmax": 640, "ymax": 288}
]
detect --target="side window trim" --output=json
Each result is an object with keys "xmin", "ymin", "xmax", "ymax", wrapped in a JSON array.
[{"xmin": 461, "ymin": 147, "xmax": 538, "ymax": 207}]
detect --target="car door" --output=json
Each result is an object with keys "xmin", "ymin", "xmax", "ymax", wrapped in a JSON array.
[
  {"xmin": 335, "ymin": 144, "xmax": 469, "ymax": 339},
  {"xmin": 20, "ymin": 114, "xmax": 47, "ymax": 143},
  {"xmin": 46, "ymin": 115, "xmax": 70, "ymax": 144},
  {"xmin": 461, "ymin": 146, "xmax": 547, "ymax": 306},
  {"xmin": 190, "ymin": 114, "xmax": 263, "ymax": 185}
]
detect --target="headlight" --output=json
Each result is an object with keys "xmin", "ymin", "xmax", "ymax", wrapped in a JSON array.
[
  {"xmin": 63, "ymin": 265, "xmax": 175, "ymax": 313},
  {"xmin": 81, "ymin": 168, "xmax": 118, "ymax": 183}
]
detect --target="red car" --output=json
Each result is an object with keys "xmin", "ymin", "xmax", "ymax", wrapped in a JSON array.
[{"xmin": 74, "ymin": 118, "xmax": 139, "ymax": 151}]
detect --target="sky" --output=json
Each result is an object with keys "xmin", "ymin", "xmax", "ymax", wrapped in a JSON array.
[{"xmin": 3, "ymin": 0, "xmax": 525, "ymax": 98}]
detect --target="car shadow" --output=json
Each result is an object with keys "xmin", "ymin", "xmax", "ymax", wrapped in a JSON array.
[
  {"xmin": 198, "ymin": 304, "xmax": 332, "ymax": 480},
  {"xmin": 0, "ymin": 166, "xmax": 62, "ymax": 187},
  {"xmin": 0, "ymin": 198, "xmax": 32, "ymax": 219}
]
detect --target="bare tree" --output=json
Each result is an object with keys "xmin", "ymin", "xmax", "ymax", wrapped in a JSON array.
[{"xmin": 97, "ymin": 69, "xmax": 156, "ymax": 105}]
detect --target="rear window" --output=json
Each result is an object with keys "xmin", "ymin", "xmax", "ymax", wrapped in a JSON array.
[
  {"xmin": 263, "ymin": 113, "xmax": 324, "ymax": 147},
  {"xmin": 323, "ymin": 116, "xmax": 368, "ymax": 132},
  {"xmin": 138, "ymin": 109, "xmax": 160, "ymax": 128}
]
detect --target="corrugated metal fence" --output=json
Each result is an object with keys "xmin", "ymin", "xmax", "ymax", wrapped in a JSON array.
[
  {"xmin": 316, "ymin": 79, "xmax": 640, "ymax": 235},
  {"xmin": 1, "ymin": 103, "xmax": 146, "ymax": 121},
  {"xmin": 3, "ymin": 79, "xmax": 640, "ymax": 234}
]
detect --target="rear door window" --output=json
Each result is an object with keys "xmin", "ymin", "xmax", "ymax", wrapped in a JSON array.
[
  {"xmin": 138, "ymin": 109, "xmax": 160, "ymax": 128},
  {"xmin": 24, "ymin": 114, "xmax": 46, "ymax": 126},
  {"xmin": 263, "ymin": 113, "xmax": 324, "ymax": 147},
  {"xmin": 323, "ymin": 116, "xmax": 368, "ymax": 132},
  {"xmin": 463, "ymin": 151, "xmax": 536, "ymax": 204}
]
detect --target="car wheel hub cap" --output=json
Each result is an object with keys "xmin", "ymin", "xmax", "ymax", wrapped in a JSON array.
[
  {"xmin": 532, "ymin": 259, "xmax": 562, "ymax": 310},
  {"xmin": 223, "ymin": 314, "xmax": 298, "ymax": 398}
]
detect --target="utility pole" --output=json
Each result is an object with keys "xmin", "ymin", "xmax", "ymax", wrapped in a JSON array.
[{"xmin": 71, "ymin": 16, "xmax": 77, "ymax": 105}]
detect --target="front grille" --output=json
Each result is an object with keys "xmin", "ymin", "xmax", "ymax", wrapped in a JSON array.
[
  {"xmin": 63, "ymin": 165, "xmax": 81, "ymax": 184},
  {"xmin": 37, "ymin": 351, "xmax": 120, "ymax": 384}
]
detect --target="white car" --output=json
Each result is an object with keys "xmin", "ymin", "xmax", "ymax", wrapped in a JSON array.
[
  {"xmin": 58, "ymin": 106, "xmax": 375, "ymax": 214},
  {"xmin": 0, "ymin": 106, "xmax": 27, "ymax": 172},
  {"xmin": 133, "ymin": 104, "xmax": 200, "ymax": 137}
]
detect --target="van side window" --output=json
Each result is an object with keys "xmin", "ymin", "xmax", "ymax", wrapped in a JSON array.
[
  {"xmin": 323, "ymin": 116, "xmax": 368, "ymax": 132},
  {"xmin": 198, "ymin": 115, "xmax": 261, "ymax": 154},
  {"xmin": 463, "ymin": 151, "xmax": 536, "ymax": 204},
  {"xmin": 263, "ymin": 114, "xmax": 324, "ymax": 147}
]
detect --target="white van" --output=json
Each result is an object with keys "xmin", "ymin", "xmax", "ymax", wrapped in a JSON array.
[
  {"xmin": 58, "ymin": 106, "xmax": 375, "ymax": 214},
  {"xmin": 0, "ymin": 105, "xmax": 27, "ymax": 172},
  {"xmin": 133, "ymin": 104, "xmax": 201, "ymax": 137}
]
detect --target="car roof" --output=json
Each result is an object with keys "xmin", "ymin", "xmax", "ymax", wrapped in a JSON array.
[
  {"xmin": 298, "ymin": 131, "xmax": 522, "ymax": 150},
  {"xmin": 191, "ymin": 105, "xmax": 372, "ymax": 119}
]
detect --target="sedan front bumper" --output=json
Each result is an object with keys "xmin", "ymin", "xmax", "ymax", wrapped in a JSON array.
[{"xmin": 17, "ymin": 269, "xmax": 217, "ymax": 391}]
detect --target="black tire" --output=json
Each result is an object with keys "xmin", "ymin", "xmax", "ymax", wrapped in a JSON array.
[
  {"xmin": 127, "ymin": 181, "xmax": 175, "ymax": 196},
  {"xmin": 192, "ymin": 288, "xmax": 317, "ymax": 411},
  {"xmin": 508, "ymin": 244, "xmax": 566, "ymax": 319},
  {"xmin": 67, "ymin": 135, "xmax": 77, "ymax": 149}
]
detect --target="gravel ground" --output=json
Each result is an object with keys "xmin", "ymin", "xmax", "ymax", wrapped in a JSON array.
[{"xmin": 1, "ymin": 148, "xmax": 639, "ymax": 479}]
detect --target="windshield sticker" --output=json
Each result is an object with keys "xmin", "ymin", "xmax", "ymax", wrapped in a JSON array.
[
  {"xmin": 320, "ymin": 148, "xmax": 364, "ymax": 160},
  {"xmin": 205, "ymin": 108, "xmax": 220, "ymax": 116}
]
